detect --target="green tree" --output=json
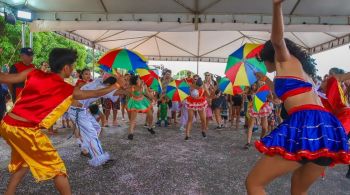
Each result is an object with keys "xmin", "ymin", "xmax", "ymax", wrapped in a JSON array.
[
  {"xmin": 32, "ymin": 32, "xmax": 87, "ymax": 69},
  {"xmin": 0, "ymin": 16, "xmax": 22, "ymax": 67},
  {"xmin": 1, "ymin": 16, "xmax": 89, "ymax": 70}
]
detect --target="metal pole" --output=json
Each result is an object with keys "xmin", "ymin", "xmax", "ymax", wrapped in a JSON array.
[
  {"xmin": 29, "ymin": 32, "xmax": 33, "ymax": 48},
  {"xmin": 21, "ymin": 23, "xmax": 26, "ymax": 48},
  {"xmin": 196, "ymin": 31, "xmax": 200, "ymax": 74},
  {"xmin": 92, "ymin": 45, "xmax": 95, "ymax": 79}
]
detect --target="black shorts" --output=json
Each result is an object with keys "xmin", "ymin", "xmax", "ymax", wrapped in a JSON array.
[
  {"xmin": 298, "ymin": 157, "xmax": 333, "ymax": 167},
  {"xmin": 232, "ymin": 95, "xmax": 242, "ymax": 106},
  {"xmin": 212, "ymin": 96, "xmax": 224, "ymax": 110}
]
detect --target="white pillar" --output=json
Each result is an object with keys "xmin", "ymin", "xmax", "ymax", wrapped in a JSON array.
[
  {"xmin": 21, "ymin": 23, "xmax": 26, "ymax": 48},
  {"xmin": 29, "ymin": 32, "xmax": 33, "ymax": 48},
  {"xmin": 92, "ymin": 45, "xmax": 95, "ymax": 79}
]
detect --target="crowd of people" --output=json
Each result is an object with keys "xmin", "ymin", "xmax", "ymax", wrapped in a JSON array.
[{"xmin": 1, "ymin": 1, "xmax": 350, "ymax": 194}]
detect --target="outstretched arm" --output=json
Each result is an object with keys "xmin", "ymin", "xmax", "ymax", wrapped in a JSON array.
[
  {"xmin": 334, "ymin": 72, "xmax": 350, "ymax": 82},
  {"xmin": 73, "ymin": 73, "xmax": 125, "ymax": 100},
  {"xmin": 0, "ymin": 68, "xmax": 33, "ymax": 84},
  {"xmin": 271, "ymin": 0, "xmax": 291, "ymax": 62},
  {"xmin": 73, "ymin": 84, "xmax": 119, "ymax": 100}
]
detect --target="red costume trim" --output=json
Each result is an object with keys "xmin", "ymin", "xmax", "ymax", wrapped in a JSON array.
[
  {"xmin": 280, "ymin": 87, "xmax": 312, "ymax": 101},
  {"xmin": 287, "ymin": 104, "xmax": 328, "ymax": 115},
  {"xmin": 126, "ymin": 104, "xmax": 152, "ymax": 113},
  {"xmin": 255, "ymin": 140, "xmax": 350, "ymax": 166},
  {"xmin": 275, "ymin": 75, "xmax": 306, "ymax": 81}
]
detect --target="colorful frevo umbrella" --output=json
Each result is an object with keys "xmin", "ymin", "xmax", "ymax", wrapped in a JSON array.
[
  {"xmin": 225, "ymin": 43, "xmax": 267, "ymax": 86},
  {"xmin": 165, "ymin": 80, "xmax": 190, "ymax": 102},
  {"xmin": 98, "ymin": 48, "xmax": 148, "ymax": 73},
  {"xmin": 218, "ymin": 77, "xmax": 244, "ymax": 95},
  {"xmin": 136, "ymin": 68, "xmax": 162, "ymax": 94},
  {"xmin": 253, "ymin": 84, "xmax": 270, "ymax": 112}
]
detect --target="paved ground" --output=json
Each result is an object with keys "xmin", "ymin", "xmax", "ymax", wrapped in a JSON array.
[{"xmin": 1, "ymin": 115, "xmax": 350, "ymax": 195}]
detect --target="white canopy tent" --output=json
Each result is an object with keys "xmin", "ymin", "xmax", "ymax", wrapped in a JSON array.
[{"xmin": 3, "ymin": 0, "xmax": 350, "ymax": 69}]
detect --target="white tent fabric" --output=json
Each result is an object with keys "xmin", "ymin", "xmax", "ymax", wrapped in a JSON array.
[{"xmin": 3, "ymin": 0, "xmax": 350, "ymax": 61}]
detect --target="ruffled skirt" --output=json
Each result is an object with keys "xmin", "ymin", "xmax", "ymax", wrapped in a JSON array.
[
  {"xmin": 185, "ymin": 98, "xmax": 208, "ymax": 111},
  {"xmin": 249, "ymin": 104, "xmax": 272, "ymax": 118},
  {"xmin": 255, "ymin": 105, "xmax": 350, "ymax": 166},
  {"xmin": 127, "ymin": 96, "xmax": 152, "ymax": 113}
]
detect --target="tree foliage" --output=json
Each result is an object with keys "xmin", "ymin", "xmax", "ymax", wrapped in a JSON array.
[{"xmin": 0, "ymin": 16, "xmax": 91, "ymax": 70}]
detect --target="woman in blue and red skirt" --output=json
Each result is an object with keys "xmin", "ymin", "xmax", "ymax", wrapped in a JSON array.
[{"xmin": 245, "ymin": 1, "xmax": 350, "ymax": 194}]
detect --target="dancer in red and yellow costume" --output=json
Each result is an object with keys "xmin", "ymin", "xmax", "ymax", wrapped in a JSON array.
[
  {"xmin": 319, "ymin": 68, "xmax": 350, "ymax": 178},
  {"xmin": 0, "ymin": 48, "xmax": 123, "ymax": 195}
]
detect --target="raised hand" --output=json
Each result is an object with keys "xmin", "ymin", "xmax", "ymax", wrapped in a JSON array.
[
  {"xmin": 255, "ymin": 72, "xmax": 265, "ymax": 81},
  {"xmin": 116, "ymin": 76, "xmax": 126, "ymax": 89}
]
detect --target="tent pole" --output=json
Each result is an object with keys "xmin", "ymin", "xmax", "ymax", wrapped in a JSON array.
[
  {"xmin": 92, "ymin": 45, "xmax": 95, "ymax": 79},
  {"xmin": 196, "ymin": 31, "xmax": 200, "ymax": 75},
  {"xmin": 29, "ymin": 32, "xmax": 33, "ymax": 48},
  {"xmin": 21, "ymin": 23, "xmax": 26, "ymax": 48}
]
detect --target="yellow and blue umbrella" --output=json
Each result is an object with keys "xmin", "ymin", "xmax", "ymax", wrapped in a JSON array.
[
  {"xmin": 166, "ymin": 80, "xmax": 190, "ymax": 101},
  {"xmin": 225, "ymin": 43, "xmax": 267, "ymax": 86},
  {"xmin": 218, "ymin": 77, "xmax": 244, "ymax": 95},
  {"xmin": 253, "ymin": 84, "xmax": 270, "ymax": 112}
]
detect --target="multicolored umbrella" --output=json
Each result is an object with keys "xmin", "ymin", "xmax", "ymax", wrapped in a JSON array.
[
  {"xmin": 136, "ymin": 68, "xmax": 162, "ymax": 94},
  {"xmin": 218, "ymin": 77, "xmax": 244, "ymax": 95},
  {"xmin": 253, "ymin": 84, "xmax": 270, "ymax": 112},
  {"xmin": 225, "ymin": 43, "xmax": 267, "ymax": 86},
  {"xmin": 98, "ymin": 48, "xmax": 148, "ymax": 73},
  {"xmin": 165, "ymin": 80, "xmax": 190, "ymax": 102}
]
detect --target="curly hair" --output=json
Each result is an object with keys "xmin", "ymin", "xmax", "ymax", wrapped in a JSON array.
[
  {"xmin": 130, "ymin": 75, "xmax": 139, "ymax": 85},
  {"xmin": 258, "ymin": 38, "xmax": 317, "ymax": 78}
]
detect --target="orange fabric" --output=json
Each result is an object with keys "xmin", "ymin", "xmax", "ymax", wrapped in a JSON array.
[
  {"xmin": 11, "ymin": 70, "xmax": 74, "ymax": 128},
  {"xmin": 0, "ymin": 115, "xmax": 67, "ymax": 182}
]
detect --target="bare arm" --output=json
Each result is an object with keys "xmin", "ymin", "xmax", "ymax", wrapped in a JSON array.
[
  {"xmin": 113, "ymin": 89, "xmax": 129, "ymax": 96},
  {"xmin": 271, "ymin": 0, "xmax": 291, "ymax": 62},
  {"xmin": 0, "ymin": 68, "xmax": 33, "ymax": 84},
  {"xmin": 73, "ymin": 84, "xmax": 119, "ymax": 100},
  {"xmin": 334, "ymin": 72, "xmax": 350, "ymax": 82}
]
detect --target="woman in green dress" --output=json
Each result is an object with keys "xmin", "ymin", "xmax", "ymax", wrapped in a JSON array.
[{"xmin": 126, "ymin": 75, "xmax": 155, "ymax": 140}]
